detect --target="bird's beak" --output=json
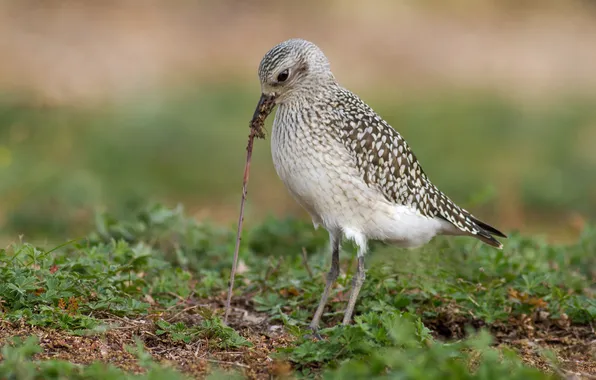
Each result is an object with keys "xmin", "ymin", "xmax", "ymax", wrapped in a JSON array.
[{"xmin": 250, "ymin": 93, "xmax": 277, "ymax": 136}]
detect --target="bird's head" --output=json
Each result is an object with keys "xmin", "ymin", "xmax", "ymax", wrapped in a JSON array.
[{"xmin": 250, "ymin": 39, "xmax": 334, "ymax": 133}]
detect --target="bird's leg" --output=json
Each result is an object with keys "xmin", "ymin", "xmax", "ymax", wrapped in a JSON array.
[
  {"xmin": 342, "ymin": 253, "xmax": 366, "ymax": 325},
  {"xmin": 309, "ymin": 232, "xmax": 340, "ymax": 332}
]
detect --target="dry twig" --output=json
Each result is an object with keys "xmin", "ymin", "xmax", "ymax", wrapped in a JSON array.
[
  {"xmin": 204, "ymin": 357, "xmax": 250, "ymax": 369},
  {"xmin": 301, "ymin": 247, "xmax": 314, "ymax": 279},
  {"xmin": 224, "ymin": 127, "xmax": 263, "ymax": 324}
]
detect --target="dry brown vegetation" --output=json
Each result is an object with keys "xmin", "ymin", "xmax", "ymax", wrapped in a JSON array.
[{"xmin": 1, "ymin": 1, "xmax": 596, "ymax": 103}]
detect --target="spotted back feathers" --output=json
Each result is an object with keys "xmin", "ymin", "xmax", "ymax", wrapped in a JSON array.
[{"xmin": 334, "ymin": 89, "xmax": 506, "ymax": 248}]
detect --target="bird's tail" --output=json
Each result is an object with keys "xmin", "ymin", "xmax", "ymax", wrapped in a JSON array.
[
  {"xmin": 433, "ymin": 188, "xmax": 507, "ymax": 249},
  {"xmin": 468, "ymin": 215, "xmax": 507, "ymax": 249}
]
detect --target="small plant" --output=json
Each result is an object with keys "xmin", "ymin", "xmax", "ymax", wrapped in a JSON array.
[{"xmin": 155, "ymin": 310, "xmax": 252, "ymax": 349}]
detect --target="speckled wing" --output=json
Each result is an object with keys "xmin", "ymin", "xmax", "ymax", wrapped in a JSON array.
[{"xmin": 335, "ymin": 89, "xmax": 506, "ymax": 248}]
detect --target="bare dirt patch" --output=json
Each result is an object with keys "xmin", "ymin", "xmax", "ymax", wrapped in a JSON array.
[
  {"xmin": 0, "ymin": 300, "xmax": 294, "ymax": 379},
  {"xmin": 1, "ymin": 295, "xmax": 594, "ymax": 379},
  {"xmin": 425, "ymin": 307, "xmax": 596, "ymax": 378}
]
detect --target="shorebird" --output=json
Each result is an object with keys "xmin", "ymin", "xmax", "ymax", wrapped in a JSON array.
[{"xmin": 249, "ymin": 38, "xmax": 506, "ymax": 333}]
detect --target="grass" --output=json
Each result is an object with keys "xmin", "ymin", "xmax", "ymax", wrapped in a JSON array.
[{"xmin": 0, "ymin": 203, "xmax": 594, "ymax": 379}]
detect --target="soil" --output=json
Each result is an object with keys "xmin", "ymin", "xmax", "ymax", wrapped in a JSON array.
[{"xmin": 0, "ymin": 296, "xmax": 594, "ymax": 379}]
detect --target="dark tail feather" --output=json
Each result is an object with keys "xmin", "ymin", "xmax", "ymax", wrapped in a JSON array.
[
  {"xmin": 470, "ymin": 216, "xmax": 507, "ymax": 249},
  {"xmin": 470, "ymin": 216, "xmax": 507, "ymax": 238},
  {"xmin": 475, "ymin": 230, "xmax": 504, "ymax": 249}
]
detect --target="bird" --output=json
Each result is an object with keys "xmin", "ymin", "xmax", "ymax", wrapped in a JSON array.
[{"xmin": 249, "ymin": 38, "xmax": 507, "ymax": 334}]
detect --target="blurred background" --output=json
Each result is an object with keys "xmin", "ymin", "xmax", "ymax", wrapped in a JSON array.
[{"xmin": 1, "ymin": 0, "xmax": 595, "ymax": 244}]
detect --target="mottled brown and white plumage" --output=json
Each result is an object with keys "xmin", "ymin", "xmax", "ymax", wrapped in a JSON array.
[{"xmin": 250, "ymin": 38, "xmax": 506, "ymax": 333}]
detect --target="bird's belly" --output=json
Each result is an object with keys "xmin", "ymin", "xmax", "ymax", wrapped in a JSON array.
[
  {"xmin": 271, "ymin": 136, "xmax": 442, "ymax": 247},
  {"xmin": 271, "ymin": 139, "xmax": 348, "ymax": 226}
]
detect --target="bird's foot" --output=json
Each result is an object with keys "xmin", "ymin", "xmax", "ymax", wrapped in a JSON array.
[{"xmin": 304, "ymin": 326, "xmax": 324, "ymax": 341}]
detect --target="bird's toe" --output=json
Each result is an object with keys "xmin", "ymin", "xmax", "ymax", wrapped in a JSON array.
[{"xmin": 304, "ymin": 326, "xmax": 324, "ymax": 341}]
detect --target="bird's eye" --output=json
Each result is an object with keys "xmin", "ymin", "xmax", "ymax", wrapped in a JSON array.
[{"xmin": 277, "ymin": 69, "xmax": 289, "ymax": 82}]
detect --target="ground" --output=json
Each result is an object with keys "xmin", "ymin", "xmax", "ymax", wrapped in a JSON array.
[
  {"xmin": 1, "ymin": 297, "xmax": 594, "ymax": 379},
  {"xmin": 0, "ymin": 204, "xmax": 594, "ymax": 379}
]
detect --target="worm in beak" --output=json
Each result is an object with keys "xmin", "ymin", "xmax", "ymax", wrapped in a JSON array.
[{"xmin": 249, "ymin": 93, "xmax": 276, "ymax": 138}]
